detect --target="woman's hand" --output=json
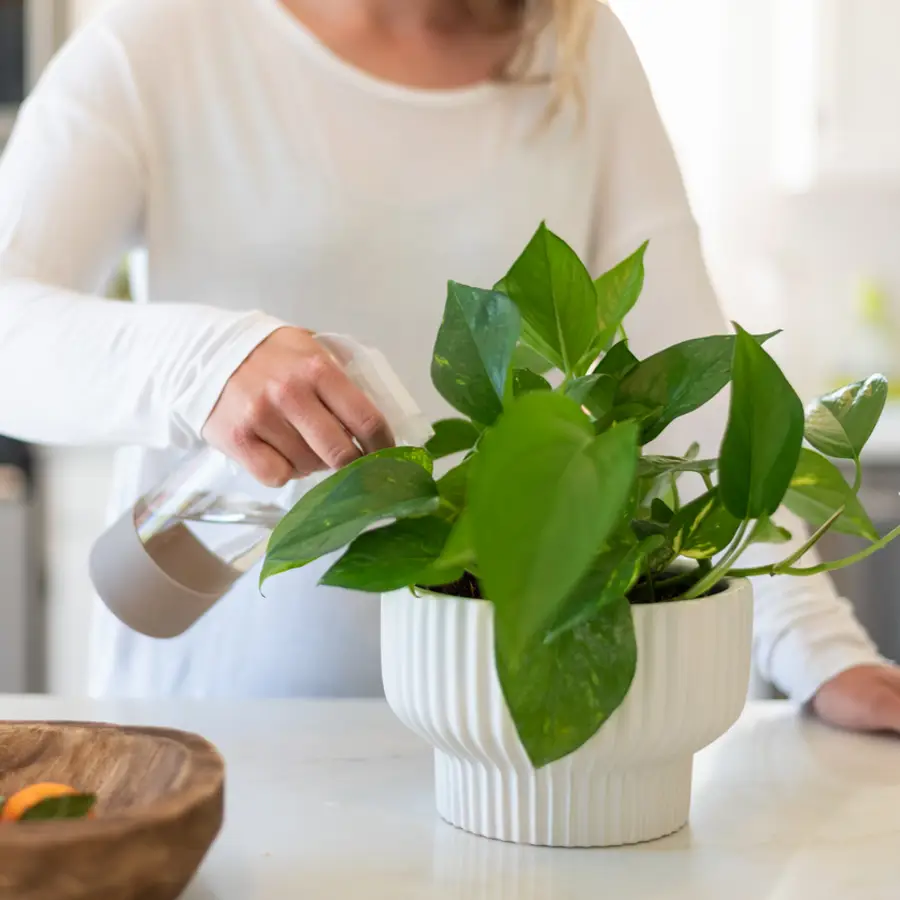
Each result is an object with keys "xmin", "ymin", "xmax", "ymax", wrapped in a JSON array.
[
  {"xmin": 203, "ymin": 327, "xmax": 394, "ymax": 487},
  {"xmin": 812, "ymin": 664, "xmax": 900, "ymax": 733}
]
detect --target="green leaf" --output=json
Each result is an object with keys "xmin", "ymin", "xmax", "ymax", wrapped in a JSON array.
[
  {"xmin": 650, "ymin": 498, "xmax": 674, "ymax": 524},
  {"xmin": 320, "ymin": 516, "xmax": 451, "ymax": 592},
  {"xmin": 563, "ymin": 374, "xmax": 603, "ymax": 405},
  {"xmin": 564, "ymin": 374, "xmax": 617, "ymax": 419},
  {"xmin": 511, "ymin": 343, "xmax": 555, "ymax": 375},
  {"xmin": 804, "ymin": 375, "xmax": 888, "ymax": 460},
  {"xmin": 431, "ymin": 282, "xmax": 521, "ymax": 426},
  {"xmin": 594, "ymin": 340, "xmax": 639, "ymax": 380},
  {"xmin": 512, "ymin": 368, "xmax": 552, "ymax": 397},
  {"xmin": 617, "ymin": 331, "xmax": 779, "ymax": 442},
  {"xmin": 261, "ymin": 451, "xmax": 440, "ymax": 585},
  {"xmin": 469, "ymin": 392, "xmax": 638, "ymax": 662},
  {"xmin": 425, "ymin": 419, "xmax": 482, "ymax": 460},
  {"xmin": 545, "ymin": 537, "xmax": 663, "ymax": 641},
  {"xmin": 668, "ymin": 489, "xmax": 741, "ymax": 559},
  {"xmin": 497, "ymin": 593, "xmax": 637, "ymax": 768},
  {"xmin": 20, "ymin": 794, "xmax": 97, "ymax": 821},
  {"xmin": 719, "ymin": 326, "xmax": 804, "ymax": 520},
  {"xmin": 434, "ymin": 507, "xmax": 477, "ymax": 574},
  {"xmin": 784, "ymin": 449, "xmax": 878, "ymax": 540},
  {"xmin": 589, "ymin": 241, "xmax": 648, "ymax": 357},
  {"xmin": 631, "ymin": 520, "xmax": 677, "ymax": 573},
  {"xmin": 435, "ymin": 460, "xmax": 470, "ymax": 518},
  {"xmin": 501, "ymin": 223, "xmax": 599, "ymax": 375},
  {"xmin": 750, "ymin": 517, "xmax": 792, "ymax": 545},
  {"xmin": 596, "ymin": 402, "xmax": 665, "ymax": 435}
]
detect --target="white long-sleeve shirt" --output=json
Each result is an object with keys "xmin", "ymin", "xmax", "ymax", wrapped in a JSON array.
[{"xmin": 0, "ymin": 0, "xmax": 883, "ymax": 699}]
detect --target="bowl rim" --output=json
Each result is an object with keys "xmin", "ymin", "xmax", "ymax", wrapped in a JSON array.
[{"xmin": 0, "ymin": 721, "xmax": 224, "ymax": 846}]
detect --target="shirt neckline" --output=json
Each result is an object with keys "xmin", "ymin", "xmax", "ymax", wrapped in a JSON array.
[{"xmin": 253, "ymin": 0, "xmax": 506, "ymax": 107}]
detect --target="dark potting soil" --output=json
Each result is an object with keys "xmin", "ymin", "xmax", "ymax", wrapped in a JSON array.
[{"xmin": 423, "ymin": 570, "xmax": 728, "ymax": 605}]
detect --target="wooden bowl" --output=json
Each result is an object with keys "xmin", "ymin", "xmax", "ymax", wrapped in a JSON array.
[{"xmin": 0, "ymin": 721, "xmax": 224, "ymax": 900}]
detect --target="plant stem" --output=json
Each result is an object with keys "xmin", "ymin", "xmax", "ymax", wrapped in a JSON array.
[
  {"xmin": 726, "ymin": 564, "xmax": 775, "ymax": 578},
  {"xmin": 783, "ymin": 524, "xmax": 900, "ymax": 575},
  {"xmin": 852, "ymin": 455, "xmax": 863, "ymax": 494},
  {"xmin": 680, "ymin": 520, "xmax": 751, "ymax": 601},
  {"xmin": 771, "ymin": 506, "xmax": 844, "ymax": 573},
  {"xmin": 701, "ymin": 471, "xmax": 714, "ymax": 492},
  {"xmin": 669, "ymin": 473, "xmax": 681, "ymax": 511},
  {"xmin": 730, "ymin": 523, "xmax": 900, "ymax": 578}
]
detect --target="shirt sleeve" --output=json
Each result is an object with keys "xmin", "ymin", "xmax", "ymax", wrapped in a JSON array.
[
  {"xmin": 0, "ymin": 17, "xmax": 284, "ymax": 449},
  {"xmin": 591, "ymin": 6, "xmax": 884, "ymax": 702}
]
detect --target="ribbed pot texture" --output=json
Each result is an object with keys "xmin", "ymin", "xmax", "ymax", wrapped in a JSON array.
[{"xmin": 381, "ymin": 580, "xmax": 753, "ymax": 847}]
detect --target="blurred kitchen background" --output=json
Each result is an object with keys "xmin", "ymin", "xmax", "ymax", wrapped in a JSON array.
[{"xmin": 1, "ymin": 0, "xmax": 900, "ymax": 695}]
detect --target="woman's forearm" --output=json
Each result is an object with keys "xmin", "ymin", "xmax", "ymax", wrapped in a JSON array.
[{"xmin": 0, "ymin": 271, "xmax": 283, "ymax": 448}]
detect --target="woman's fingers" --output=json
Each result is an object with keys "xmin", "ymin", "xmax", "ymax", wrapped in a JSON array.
[
  {"xmin": 254, "ymin": 412, "xmax": 325, "ymax": 478},
  {"xmin": 226, "ymin": 425, "xmax": 295, "ymax": 488},
  {"xmin": 811, "ymin": 664, "xmax": 900, "ymax": 734},
  {"xmin": 202, "ymin": 327, "xmax": 395, "ymax": 484},
  {"xmin": 314, "ymin": 360, "xmax": 395, "ymax": 454},
  {"xmin": 277, "ymin": 385, "xmax": 362, "ymax": 470}
]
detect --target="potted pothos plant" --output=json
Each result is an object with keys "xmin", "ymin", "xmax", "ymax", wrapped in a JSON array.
[{"xmin": 260, "ymin": 224, "xmax": 897, "ymax": 847}]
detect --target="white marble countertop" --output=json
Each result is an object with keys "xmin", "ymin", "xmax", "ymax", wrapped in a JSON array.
[{"xmin": 1, "ymin": 697, "xmax": 898, "ymax": 899}]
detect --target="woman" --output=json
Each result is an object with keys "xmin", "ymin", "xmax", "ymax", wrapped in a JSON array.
[{"xmin": 0, "ymin": 0, "xmax": 896, "ymax": 729}]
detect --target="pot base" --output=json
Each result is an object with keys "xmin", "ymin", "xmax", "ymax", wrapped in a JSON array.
[{"xmin": 434, "ymin": 751, "xmax": 692, "ymax": 847}]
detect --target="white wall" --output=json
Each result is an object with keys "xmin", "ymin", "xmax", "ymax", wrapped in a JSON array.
[
  {"xmin": 39, "ymin": 1, "xmax": 119, "ymax": 696},
  {"xmin": 616, "ymin": 0, "xmax": 900, "ymax": 401},
  {"xmin": 68, "ymin": 0, "xmax": 117, "ymax": 29},
  {"xmin": 40, "ymin": 448, "xmax": 114, "ymax": 695}
]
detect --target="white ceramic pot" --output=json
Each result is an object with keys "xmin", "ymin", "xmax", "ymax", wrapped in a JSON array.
[{"xmin": 381, "ymin": 579, "xmax": 753, "ymax": 847}]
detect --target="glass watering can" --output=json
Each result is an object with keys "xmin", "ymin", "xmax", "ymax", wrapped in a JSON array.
[{"xmin": 89, "ymin": 334, "xmax": 433, "ymax": 639}]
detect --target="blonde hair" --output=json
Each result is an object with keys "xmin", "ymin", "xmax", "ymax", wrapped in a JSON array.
[
  {"xmin": 540, "ymin": 0, "xmax": 597, "ymax": 108},
  {"xmin": 466, "ymin": 0, "xmax": 597, "ymax": 109}
]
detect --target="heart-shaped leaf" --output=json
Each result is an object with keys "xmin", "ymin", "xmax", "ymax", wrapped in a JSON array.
[
  {"xmin": 469, "ymin": 392, "xmax": 637, "ymax": 662},
  {"xmin": 545, "ymin": 536, "xmax": 666, "ymax": 642},
  {"xmin": 784, "ymin": 449, "xmax": 878, "ymax": 540},
  {"xmin": 431, "ymin": 282, "xmax": 521, "ymax": 425},
  {"xmin": 434, "ymin": 459, "xmax": 470, "ymax": 520},
  {"xmin": 650, "ymin": 498, "xmax": 675, "ymax": 524},
  {"xmin": 804, "ymin": 375, "xmax": 888, "ymax": 460},
  {"xmin": 596, "ymin": 402, "xmax": 665, "ymax": 436},
  {"xmin": 749, "ymin": 517, "xmax": 792, "ymax": 545},
  {"xmin": 501, "ymin": 223, "xmax": 599, "ymax": 376},
  {"xmin": 512, "ymin": 368, "xmax": 552, "ymax": 397},
  {"xmin": 668, "ymin": 489, "xmax": 741, "ymax": 559},
  {"xmin": 617, "ymin": 331, "xmax": 779, "ymax": 442},
  {"xmin": 321, "ymin": 516, "xmax": 452, "ymax": 592},
  {"xmin": 261, "ymin": 450, "xmax": 440, "ymax": 585},
  {"xmin": 511, "ymin": 343, "xmax": 555, "ymax": 374},
  {"xmin": 585, "ymin": 241, "xmax": 648, "ymax": 361},
  {"xmin": 719, "ymin": 326, "xmax": 804, "ymax": 519},
  {"xmin": 498, "ymin": 593, "xmax": 637, "ymax": 768},
  {"xmin": 425, "ymin": 419, "xmax": 482, "ymax": 460},
  {"xmin": 433, "ymin": 506, "xmax": 476, "ymax": 574},
  {"xmin": 564, "ymin": 373, "xmax": 617, "ymax": 419},
  {"xmin": 595, "ymin": 340, "xmax": 640, "ymax": 380}
]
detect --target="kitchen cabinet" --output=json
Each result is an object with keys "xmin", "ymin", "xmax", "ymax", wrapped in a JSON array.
[{"xmin": 774, "ymin": 0, "xmax": 900, "ymax": 191}]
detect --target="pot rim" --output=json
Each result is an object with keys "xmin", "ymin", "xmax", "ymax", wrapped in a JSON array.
[{"xmin": 397, "ymin": 576, "xmax": 751, "ymax": 609}]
